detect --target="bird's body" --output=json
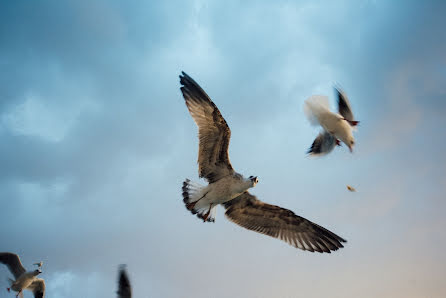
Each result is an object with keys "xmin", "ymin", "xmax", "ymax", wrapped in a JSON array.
[
  {"xmin": 179, "ymin": 72, "xmax": 346, "ymax": 252},
  {"xmin": 9, "ymin": 271, "xmax": 39, "ymax": 292},
  {"xmin": 183, "ymin": 174, "xmax": 256, "ymax": 222},
  {"xmin": 305, "ymin": 88, "xmax": 358, "ymax": 155},
  {"xmin": 0, "ymin": 252, "xmax": 45, "ymax": 298}
]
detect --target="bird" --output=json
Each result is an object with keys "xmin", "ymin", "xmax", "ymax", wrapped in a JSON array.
[
  {"xmin": 0, "ymin": 252, "xmax": 45, "ymax": 298},
  {"xmin": 180, "ymin": 71, "xmax": 346, "ymax": 252},
  {"xmin": 33, "ymin": 262, "xmax": 43, "ymax": 269},
  {"xmin": 305, "ymin": 87, "xmax": 359, "ymax": 155},
  {"xmin": 116, "ymin": 265, "xmax": 132, "ymax": 298}
]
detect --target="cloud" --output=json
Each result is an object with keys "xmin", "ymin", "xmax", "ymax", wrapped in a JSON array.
[{"xmin": 0, "ymin": 1, "xmax": 445, "ymax": 297}]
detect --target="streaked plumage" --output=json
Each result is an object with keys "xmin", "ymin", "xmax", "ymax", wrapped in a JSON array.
[
  {"xmin": 180, "ymin": 72, "xmax": 258, "ymax": 223},
  {"xmin": 180, "ymin": 72, "xmax": 346, "ymax": 252},
  {"xmin": 0, "ymin": 252, "xmax": 45, "ymax": 298}
]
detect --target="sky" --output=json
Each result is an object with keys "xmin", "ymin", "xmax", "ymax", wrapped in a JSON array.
[{"xmin": 0, "ymin": 0, "xmax": 445, "ymax": 297}]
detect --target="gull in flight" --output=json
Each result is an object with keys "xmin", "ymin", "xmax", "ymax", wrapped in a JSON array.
[
  {"xmin": 33, "ymin": 262, "xmax": 43, "ymax": 269},
  {"xmin": 0, "ymin": 252, "xmax": 45, "ymax": 298},
  {"xmin": 116, "ymin": 265, "xmax": 131, "ymax": 298},
  {"xmin": 180, "ymin": 72, "xmax": 346, "ymax": 252},
  {"xmin": 305, "ymin": 87, "xmax": 359, "ymax": 155}
]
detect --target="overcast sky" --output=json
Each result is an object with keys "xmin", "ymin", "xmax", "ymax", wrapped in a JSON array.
[{"xmin": 1, "ymin": 1, "xmax": 445, "ymax": 297}]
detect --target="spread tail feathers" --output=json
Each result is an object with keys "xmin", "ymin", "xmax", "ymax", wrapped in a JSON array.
[{"xmin": 182, "ymin": 179, "xmax": 216, "ymax": 222}]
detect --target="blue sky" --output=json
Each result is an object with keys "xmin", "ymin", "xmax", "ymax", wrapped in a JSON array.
[{"xmin": 1, "ymin": 1, "xmax": 445, "ymax": 297}]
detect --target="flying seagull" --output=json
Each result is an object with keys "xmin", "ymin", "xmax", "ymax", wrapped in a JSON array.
[
  {"xmin": 117, "ymin": 265, "xmax": 131, "ymax": 298},
  {"xmin": 305, "ymin": 87, "xmax": 359, "ymax": 155},
  {"xmin": 33, "ymin": 262, "xmax": 43, "ymax": 269},
  {"xmin": 0, "ymin": 252, "xmax": 45, "ymax": 298},
  {"xmin": 180, "ymin": 71, "xmax": 346, "ymax": 252}
]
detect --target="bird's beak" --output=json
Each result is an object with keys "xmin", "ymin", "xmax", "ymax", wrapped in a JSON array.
[{"xmin": 348, "ymin": 146, "xmax": 353, "ymax": 153}]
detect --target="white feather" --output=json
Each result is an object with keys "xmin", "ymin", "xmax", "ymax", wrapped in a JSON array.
[{"xmin": 304, "ymin": 95, "xmax": 331, "ymax": 126}]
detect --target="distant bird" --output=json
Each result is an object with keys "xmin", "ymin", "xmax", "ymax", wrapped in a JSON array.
[
  {"xmin": 33, "ymin": 262, "xmax": 43, "ymax": 269},
  {"xmin": 180, "ymin": 72, "xmax": 346, "ymax": 252},
  {"xmin": 305, "ymin": 87, "xmax": 359, "ymax": 155},
  {"xmin": 346, "ymin": 185, "xmax": 356, "ymax": 192},
  {"xmin": 117, "ymin": 265, "xmax": 131, "ymax": 298},
  {"xmin": 0, "ymin": 252, "xmax": 45, "ymax": 298}
]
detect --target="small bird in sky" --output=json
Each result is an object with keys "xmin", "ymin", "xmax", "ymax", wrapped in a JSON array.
[
  {"xmin": 33, "ymin": 262, "xmax": 43, "ymax": 269},
  {"xmin": 0, "ymin": 252, "xmax": 45, "ymax": 298},
  {"xmin": 305, "ymin": 87, "xmax": 359, "ymax": 155}
]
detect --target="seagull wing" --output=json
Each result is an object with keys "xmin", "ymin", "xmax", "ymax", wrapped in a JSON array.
[
  {"xmin": 304, "ymin": 95, "xmax": 332, "ymax": 126},
  {"xmin": 336, "ymin": 87, "xmax": 355, "ymax": 122},
  {"xmin": 0, "ymin": 252, "xmax": 26, "ymax": 279},
  {"xmin": 28, "ymin": 278, "xmax": 45, "ymax": 298},
  {"xmin": 117, "ymin": 266, "xmax": 132, "ymax": 298},
  {"xmin": 223, "ymin": 192, "xmax": 346, "ymax": 253},
  {"xmin": 307, "ymin": 131, "xmax": 337, "ymax": 156},
  {"xmin": 180, "ymin": 72, "xmax": 234, "ymax": 183}
]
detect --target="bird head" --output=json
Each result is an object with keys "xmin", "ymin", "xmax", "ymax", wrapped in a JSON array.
[
  {"xmin": 249, "ymin": 176, "xmax": 259, "ymax": 187},
  {"xmin": 33, "ymin": 269, "xmax": 42, "ymax": 276},
  {"xmin": 348, "ymin": 139, "xmax": 355, "ymax": 153}
]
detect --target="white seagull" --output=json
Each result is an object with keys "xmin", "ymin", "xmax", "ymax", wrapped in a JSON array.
[
  {"xmin": 180, "ymin": 72, "xmax": 346, "ymax": 252},
  {"xmin": 33, "ymin": 262, "xmax": 43, "ymax": 269},
  {"xmin": 0, "ymin": 252, "xmax": 45, "ymax": 298},
  {"xmin": 305, "ymin": 87, "xmax": 359, "ymax": 155},
  {"xmin": 116, "ymin": 265, "xmax": 131, "ymax": 298}
]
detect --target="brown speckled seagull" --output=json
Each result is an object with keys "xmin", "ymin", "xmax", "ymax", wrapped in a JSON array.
[{"xmin": 180, "ymin": 71, "xmax": 346, "ymax": 252}]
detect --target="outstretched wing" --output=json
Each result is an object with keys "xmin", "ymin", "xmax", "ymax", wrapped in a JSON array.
[
  {"xmin": 0, "ymin": 252, "xmax": 26, "ymax": 279},
  {"xmin": 223, "ymin": 193, "xmax": 346, "ymax": 253},
  {"xmin": 307, "ymin": 131, "xmax": 337, "ymax": 156},
  {"xmin": 28, "ymin": 278, "xmax": 45, "ymax": 298},
  {"xmin": 117, "ymin": 265, "xmax": 132, "ymax": 298},
  {"xmin": 304, "ymin": 95, "xmax": 331, "ymax": 126},
  {"xmin": 180, "ymin": 72, "xmax": 234, "ymax": 183},
  {"xmin": 336, "ymin": 87, "xmax": 355, "ymax": 122}
]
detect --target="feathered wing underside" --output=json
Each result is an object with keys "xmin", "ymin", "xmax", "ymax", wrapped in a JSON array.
[
  {"xmin": 223, "ymin": 193, "xmax": 346, "ymax": 253},
  {"xmin": 117, "ymin": 266, "xmax": 132, "ymax": 298},
  {"xmin": 180, "ymin": 72, "xmax": 234, "ymax": 183},
  {"xmin": 28, "ymin": 279, "xmax": 45, "ymax": 298},
  {"xmin": 0, "ymin": 252, "xmax": 26, "ymax": 279},
  {"xmin": 304, "ymin": 95, "xmax": 331, "ymax": 126},
  {"xmin": 307, "ymin": 131, "xmax": 336, "ymax": 155},
  {"xmin": 336, "ymin": 87, "xmax": 355, "ymax": 122}
]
